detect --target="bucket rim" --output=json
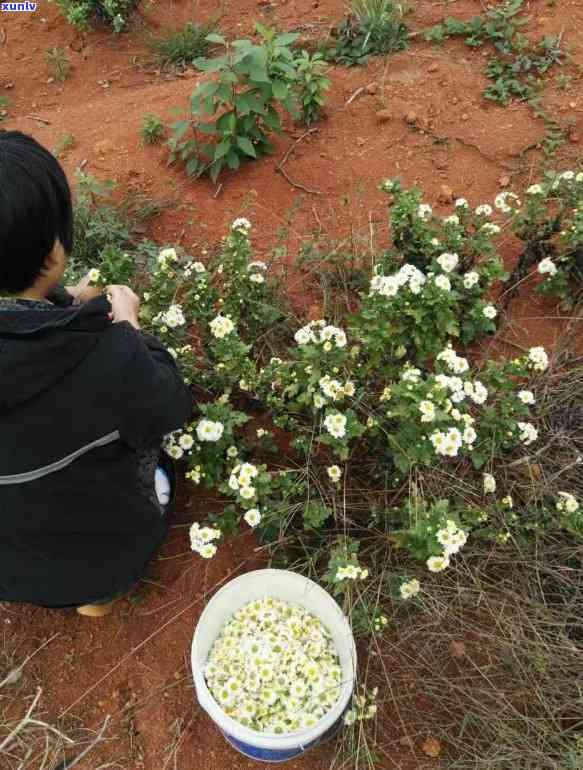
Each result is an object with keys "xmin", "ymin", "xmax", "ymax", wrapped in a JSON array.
[{"xmin": 191, "ymin": 568, "xmax": 357, "ymax": 751}]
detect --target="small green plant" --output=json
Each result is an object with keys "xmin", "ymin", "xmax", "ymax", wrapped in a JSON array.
[
  {"xmin": 141, "ymin": 113, "xmax": 165, "ymax": 145},
  {"xmin": 150, "ymin": 21, "xmax": 217, "ymax": 68},
  {"xmin": 52, "ymin": 133, "xmax": 76, "ymax": 158},
  {"xmin": 168, "ymin": 25, "xmax": 309, "ymax": 181},
  {"xmin": 324, "ymin": 0, "xmax": 409, "ymax": 66},
  {"xmin": 51, "ymin": 0, "xmax": 138, "ymax": 32},
  {"xmin": 44, "ymin": 47, "xmax": 71, "ymax": 82},
  {"xmin": 0, "ymin": 96, "xmax": 10, "ymax": 123},
  {"xmin": 294, "ymin": 51, "xmax": 331, "ymax": 125},
  {"xmin": 425, "ymin": 0, "xmax": 565, "ymax": 106},
  {"xmin": 557, "ymin": 73, "xmax": 572, "ymax": 91}
]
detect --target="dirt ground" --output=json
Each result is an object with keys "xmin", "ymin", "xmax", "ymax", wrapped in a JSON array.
[{"xmin": 1, "ymin": 0, "xmax": 582, "ymax": 767}]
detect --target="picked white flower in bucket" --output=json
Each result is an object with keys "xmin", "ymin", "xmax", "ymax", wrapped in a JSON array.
[{"xmin": 204, "ymin": 596, "xmax": 343, "ymax": 734}]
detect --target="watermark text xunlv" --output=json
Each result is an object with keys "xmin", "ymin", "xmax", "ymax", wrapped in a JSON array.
[{"xmin": 1, "ymin": 2, "xmax": 37, "ymax": 10}]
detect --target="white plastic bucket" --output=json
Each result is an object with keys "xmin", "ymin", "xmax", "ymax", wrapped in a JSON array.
[{"xmin": 192, "ymin": 568, "xmax": 357, "ymax": 763}]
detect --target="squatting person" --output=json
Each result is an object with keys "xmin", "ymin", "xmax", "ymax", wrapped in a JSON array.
[{"xmin": 0, "ymin": 131, "xmax": 192, "ymax": 616}]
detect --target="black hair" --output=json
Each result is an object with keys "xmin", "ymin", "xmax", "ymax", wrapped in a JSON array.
[{"xmin": 0, "ymin": 131, "xmax": 73, "ymax": 293}]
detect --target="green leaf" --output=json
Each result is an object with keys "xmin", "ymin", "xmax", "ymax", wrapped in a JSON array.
[
  {"xmin": 272, "ymin": 80, "xmax": 288, "ymax": 100},
  {"xmin": 226, "ymin": 149, "xmax": 241, "ymax": 170},
  {"xmin": 205, "ymin": 33, "xmax": 226, "ymax": 44},
  {"xmin": 236, "ymin": 135, "xmax": 257, "ymax": 157},
  {"xmin": 214, "ymin": 140, "xmax": 232, "ymax": 160}
]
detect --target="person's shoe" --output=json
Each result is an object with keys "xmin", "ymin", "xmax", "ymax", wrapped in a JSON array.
[{"xmin": 76, "ymin": 602, "xmax": 115, "ymax": 617}]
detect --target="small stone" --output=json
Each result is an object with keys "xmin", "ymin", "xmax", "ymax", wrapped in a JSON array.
[
  {"xmin": 376, "ymin": 110, "xmax": 391, "ymax": 123},
  {"xmin": 499, "ymin": 175, "xmax": 511, "ymax": 187},
  {"xmin": 438, "ymin": 184, "xmax": 455, "ymax": 203},
  {"xmin": 452, "ymin": 96, "xmax": 458, "ymax": 104},
  {"xmin": 422, "ymin": 737, "xmax": 442, "ymax": 758},
  {"xmin": 365, "ymin": 81, "xmax": 378, "ymax": 95},
  {"xmin": 356, "ymin": 136, "xmax": 366, "ymax": 146},
  {"xmin": 427, "ymin": 62, "xmax": 439, "ymax": 73},
  {"xmin": 47, "ymin": 77, "xmax": 54, "ymax": 84},
  {"xmin": 405, "ymin": 110, "xmax": 418, "ymax": 125},
  {"xmin": 5, "ymin": 82, "xmax": 14, "ymax": 89},
  {"xmin": 449, "ymin": 640, "xmax": 466, "ymax": 658},
  {"xmin": 569, "ymin": 101, "xmax": 577, "ymax": 109},
  {"xmin": 461, "ymin": 113, "xmax": 469, "ymax": 121},
  {"xmin": 95, "ymin": 139, "xmax": 114, "ymax": 156}
]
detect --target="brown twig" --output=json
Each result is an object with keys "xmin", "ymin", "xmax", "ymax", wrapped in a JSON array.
[
  {"xmin": 345, "ymin": 86, "xmax": 365, "ymax": 107},
  {"xmin": 275, "ymin": 128, "xmax": 322, "ymax": 195},
  {"xmin": 25, "ymin": 115, "xmax": 51, "ymax": 125}
]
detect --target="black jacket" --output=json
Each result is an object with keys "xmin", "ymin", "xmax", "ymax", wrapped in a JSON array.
[{"xmin": 0, "ymin": 292, "xmax": 192, "ymax": 607}]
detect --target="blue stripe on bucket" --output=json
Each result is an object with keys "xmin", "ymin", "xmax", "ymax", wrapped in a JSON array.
[{"xmin": 221, "ymin": 715, "xmax": 344, "ymax": 763}]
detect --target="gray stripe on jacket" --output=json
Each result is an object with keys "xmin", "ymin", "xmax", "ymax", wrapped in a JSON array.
[{"xmin": 0, "ymin": 430, "xmax": 120, "ymax": 485}]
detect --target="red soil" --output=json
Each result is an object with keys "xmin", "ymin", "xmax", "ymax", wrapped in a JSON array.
[{"xmin": 1, "ymin": 0, "xmax": 582, "ymax": 767}]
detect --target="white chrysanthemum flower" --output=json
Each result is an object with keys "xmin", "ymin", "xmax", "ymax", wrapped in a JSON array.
[
  {"xmin": 343, "ymin": 381, "xmax": 355, "ymax": 397},
  {"xmin": 159, "ymin": 247, "xmax": 178, "ymax": 263},
  {"xmin": 179, "ymin": 434, "xmax": 194, "ymax": 450},
  {"xmin": 417, "ymin": 203, "xmax": 432, "ymax": 220},
  {"xmin": 561, "ymin": 170, "xmax": 575, "ymax": 181},
  {"xmin": 294, "ymin": 326, "xmax": 312, "ymax": 345},
  {"xmin": 419, "ymin": 400, "xmax": 436, "ymax": 423},
  {"xmin": 483, "ymin": 473, "xmax": 496, "ymax": 493},
  {"xmin": 527, "ymin": 184, "xmax": 543, "ymax": 195},
  {"xmin": 369, "ymin": 274, "xmax": 400, "ymax": 298},
  {"xmin": 444, "ymin": 215, "xmax": 460, "ymax": 226},
  {"xmin": 227, "ymin": 446, "xmax": 238, "ymax": 458},
  {"xmin": 249, "ymin": 273, "xmax": 265, "ymax": 284},
  {"xmin": 248, "ymin": 260, "xmax": 267, "ymax": 271},
  {"xmin": 475, "ymin": 204, "xmax": 493, "ymax": 217},
  {"xmin": 528, "ymin": 346, "xmax": 549, "ymax": 371},
  {"xmin": 196, "ymin": 419, "xmax": 224, "ymax": 442},
  {"xmin": 427, "ymin": 554, "xmax": 450, "ymax": 572},
  {"xmin": 463, "ymin": 271, "xmax": 480, "ymax": 289},
  {"xmin": 471, "ymin": 381, "xmax": 488, "ymax": 404},
  {"xmin": 556, "ymin": 492, "xmax": 579, "ymax": 514},
  {"xmin": 193, "ymin": 261, "xmax": 206, "ymax": 273},
  {"xmin": 400, "ymin": 578, "xmax": 421, "ymax": 599},
  {"xmin": 244, "ymin": 508, "xmax": 262, "ymax": 527},
  {"xmin": 327, "ymin": 465, "xmax": 342, "ymax": 482},
  {"xmin": 437, "ymin": 252, "xmax": 459, "ymax": 273},
  {"xmin": 231, "ymin": 217, "xmax": 252, "ymax": 232},
  {"xmin": 481, "ymin": 222, "xmax": 501, "ymax": 235},
  {"xmin": 482, "ymin": 304, "xmax": 497, "ymax": 319},
  {"xmin": 167, "ymin": 445, "xmax": 184, "ymax": 460},
  {"xmin": 324, "ymin": 413, "xmax": 347, "ymax": 439},
  {"xmin": 239, "ymin": 486, "xmax": 256, "ymax": 500},
  {"xmin": 314, "ymin": 394, "xmax": 326, "ymax": 409},
  {"xmin": 462, "ymin": 426, "xmax": 477, "ymax": 444},
  {"xmin": 401, "ymin": 366, "xmax": 422, "ymax": 383},
  {"xmin": 88, "ymin": 268, "xmax": 101, "ymax": 284},
  {"xmin": 380, "ymin": 386, "xmax": 392, "ymax": 402},
  {"xmin": 455, "ymin": 198, "xmax": 469, "ymax": 208},
  {"xmin": 517, "ymin": 390, "xmax": 535, "ymax": 405},
  {"xmin": 538, "ymin": 258, "xmax": 557, "ymax": 276},
  {"xmin": 209, "ymin": 314, "xmax": 235, "ymax": 339},
  {"xmin": 198, "ymin": 543, "xmax": 217, "ymax": 559},
  {"xmin": 517, "ymin": 421, "xmax": 538, "ymax": 445},
  {"xmin": 434, "ymin": 274, "xmax": 451, "ymax": 291},
  {"xmin": 495, "ymin": 191, "xmax": 520, "ymax": 212}
]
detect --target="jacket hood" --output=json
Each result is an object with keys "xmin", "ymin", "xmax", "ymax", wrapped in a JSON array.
[{"xmin": 0, "ymin": 296, "xmax": 111, "ymax": 410}]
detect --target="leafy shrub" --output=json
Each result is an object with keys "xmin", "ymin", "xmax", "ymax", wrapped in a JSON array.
[
  {"xmin": 425, "ymin": 0, "xmax": 565, "ymax": 105},
  {"xmin": 324, "ymin": 0, "xmax": 409, "ymax": 66},
  {"xmin": 150, "ymin": 21, "xmax": 217, "ymax": 69},
  {"xmin": 52, "ymin": 0, "xmax": 138, "ymax": 32},
  {"xmin": 294, "ymin": 51, "xmax": 331, "ymax": 126},
  {"xmin": 125, "ymin": 174, "xmax": 581, "ymax": 582},
  {"xmin": 141, "ymin": 113, "xmax": 165, "ymax": 145},
  {"xmin": 65, "ymin": 170, "xmax": 139, "ymax": 282},
  {"xmin": 167, "ymin": 25, "xmax": 330, "ymax": 181}
]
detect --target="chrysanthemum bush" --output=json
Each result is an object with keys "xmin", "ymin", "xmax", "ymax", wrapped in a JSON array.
[
  {"xmin": 79, "ymin": 169, "xmax": 583, "ymax": 757},
  {"xmin": 97, "ymin": 173, "xmax": 580, "ymax": 598}
]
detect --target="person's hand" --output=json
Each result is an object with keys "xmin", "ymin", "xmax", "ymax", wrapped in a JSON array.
[
  {"xmin": 106, "ymin": 285, "xmax": 141, "ymax": 329},
  {"xmin": 65, "ymin": 273, "xmax": 102, "ymax": 305}
]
